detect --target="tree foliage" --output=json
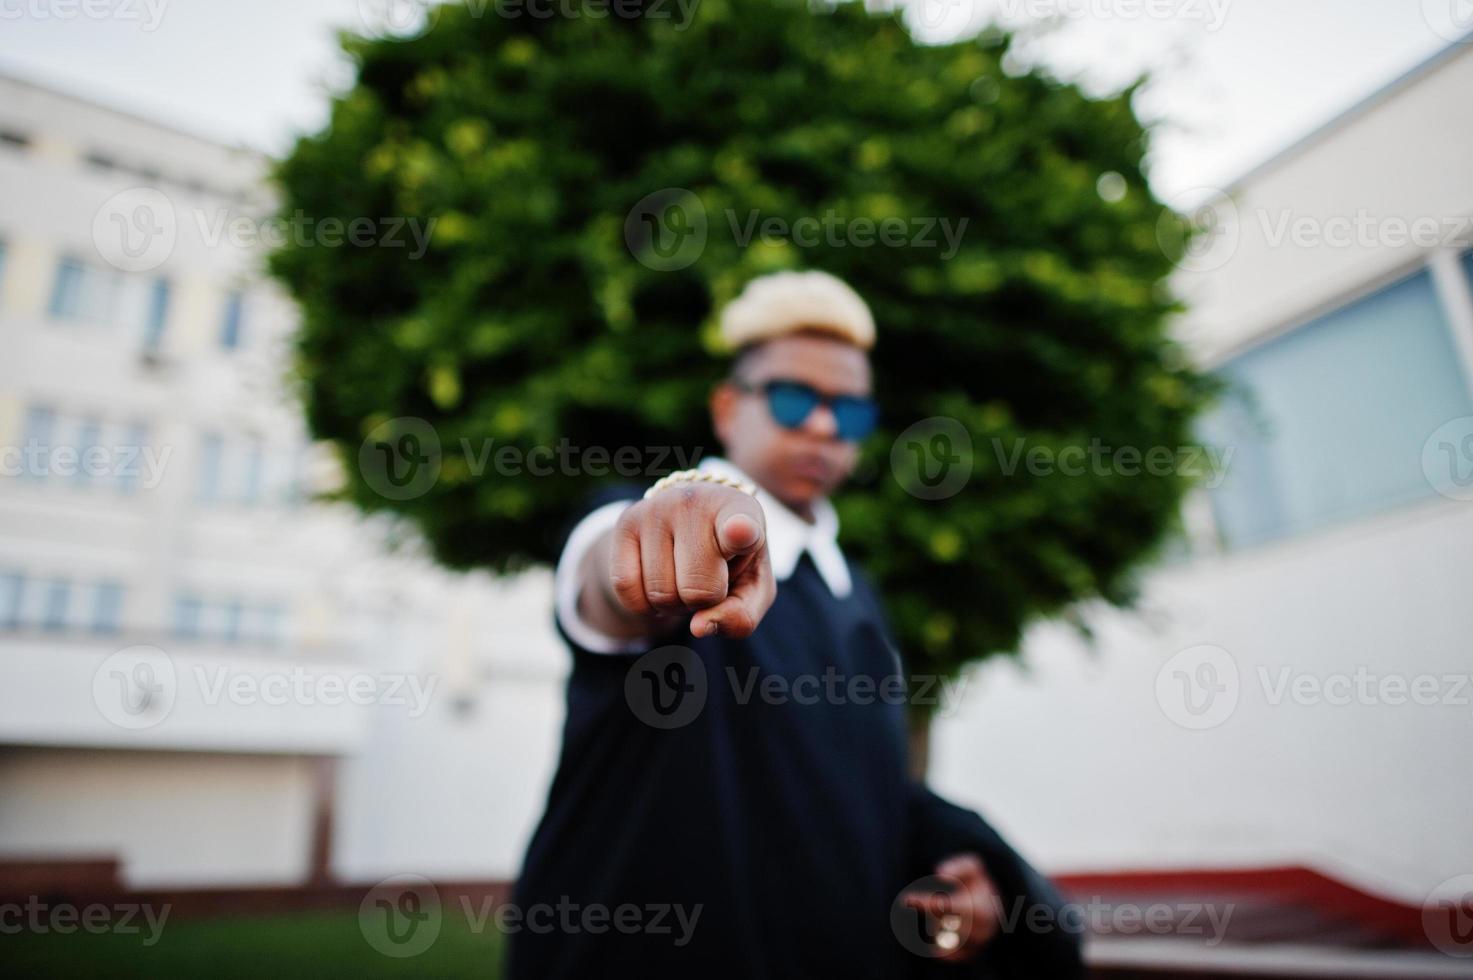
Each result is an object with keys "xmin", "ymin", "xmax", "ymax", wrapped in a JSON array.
[{"xmin": 270, "ymin": 0, "xmax": 1216, "ymax": 677}]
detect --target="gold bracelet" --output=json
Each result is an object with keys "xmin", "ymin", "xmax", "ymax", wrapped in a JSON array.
[{"xmin": 644, "ymin": 469, "xmax": 757, "ymax": 500}]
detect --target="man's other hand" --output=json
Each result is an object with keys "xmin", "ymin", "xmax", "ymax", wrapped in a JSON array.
[{"xmin": 901, "ymin": 852, "xmax": 1002, "ymax": 963}]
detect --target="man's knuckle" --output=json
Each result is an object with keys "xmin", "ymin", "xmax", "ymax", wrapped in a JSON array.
[{"xmin": 677, "ymin": 580, "xmax": 725, "ymax": 607}]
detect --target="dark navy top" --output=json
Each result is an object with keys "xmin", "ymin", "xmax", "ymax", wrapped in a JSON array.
[{"xmin": 509, "ymin": 490, "xmax": 1083, "ymax": 980}]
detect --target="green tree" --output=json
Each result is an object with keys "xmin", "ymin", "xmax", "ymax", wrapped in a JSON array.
[{"xmin": 270, "ymin": 0, "xmax": 1215, "ymax": 695}]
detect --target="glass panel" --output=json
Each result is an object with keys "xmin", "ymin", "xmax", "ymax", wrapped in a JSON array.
[
  {"xmin": 116, "ymin": 422, "xmax": 150, "ymax": 495},
  {"xmin": 21, "ymin": 406, "xmax": 56, "ymax": 481},
  {"xmin": 92, "ymin": 582, "xmax": 124, "ymax": 634},
  {"xmin": 240, "ymin": 441, "xmax": 264, "ymax": 505},
  {"xmin": 254, "ymin": 604, "xmax": 285, "ymax": 648},
  {"xmin": 196, "ymin": 433, "xmax": 223, "ymax": 502},
  {"xmin": 172, "ymin": 595, "xmax": 202, "ymax": 639},
  {"xmin": 73, "ymin": 417, "xmax": 102, "ymax": 486},
  {"xmin": 41, "ymin": 579, "xmax": 71, "ymax": 631},
  {"xmin": 220, "ymin": 599, "xmax": 244, "ymax": 644},
  {"xmin": 0, "ymin": 573, "xmax": 22, "ymax": 630},
  {"xmin": 142, "ymin": 278, "xmax": 171, "ymax": 350},
  {"xmin": 1202, "ymin": 268, "xmax": 1473, "ymax": 548},
  {"xmin": 220, "ymin": 291, "xmax": 244, "ymax": 349},
  {"xmin": 48, "ymin": 258, "xmax": 85, "ymax": 318}
]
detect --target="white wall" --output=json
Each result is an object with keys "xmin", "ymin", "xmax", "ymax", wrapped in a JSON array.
[
  {"xmin": 0, "ymin": 747, "xmax": 318, "ymax": 888},
  {"xmin": 930, "ymin": 43, "xmax": 1473, "ymax": 905}
]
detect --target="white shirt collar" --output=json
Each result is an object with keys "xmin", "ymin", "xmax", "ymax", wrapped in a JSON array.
[{"xmin": 697, "ymin": 457, "xmax": 852, "ymax": 598}]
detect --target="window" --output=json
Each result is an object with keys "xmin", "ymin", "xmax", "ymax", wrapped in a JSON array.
[
  {"xmin": 172, "ymin": 595, "xmax": 203, "ymax": 639},
  {"xmin": 195, "ymin": 434, "xmax": 279, "ymax": 506},
  {"xmin": 240, "ymin": 440, "xmax": 264, "ymax": 505},
  {"xmin": 142, "ymin": 278, "xmax": 171, "ymax": 350},
  {"xmin": 196, "ymin": 433, "xmax": 224, "ymax": 502},
  {"xmin": 73, "ymin": 417, "xmax": 102, "ymax": 486},
  {"xmin": 0, "ymin": 573, "xmax": 22, "ymax": 630},
  {"xmin": 172, "ymin": 595, "xmax": 284, "ymax": 645},
  {"xmin": 20, "ymin": 406, "xmax": 56, "ymax": 481},
  {"xmin": 48, "ymin": 258, "xmax": 101, "ymax": 320},
  {"xmin": 116, "ymin": 422, "xmax": 150, "ymax": 495},
  {"xmin": 220, "ymin": 291, "xmax": 245, "ymax": 349},
  {"xmin": 40, "ymin": 579, "xmax": 71, "ymax": 632},
  {"xmin": 92, "ymin": 582, "xmax": 124, "ymax": 634},
  {"xmin": 1201, "ymin": 268, "xmax": 1473, "ymax": 548},
  {"xmin": 252, "ymin": 604, "xmax": 286, "ymax": 647},
  {"xmin": 220, "ymin": 599, "xmax": 244, "ymax": 644},
  {"xmin": 47, "ymin": 257, "xmax": 159, "ymax": 331}
]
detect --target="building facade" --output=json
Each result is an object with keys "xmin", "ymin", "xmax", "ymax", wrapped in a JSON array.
[
  {"xmin": 928, "ymin": 34, "xmax": 1473, "ymax": 921},
  {"xmin": 0, "ymin": 72, "xmax": 567, "ymax": 889}
]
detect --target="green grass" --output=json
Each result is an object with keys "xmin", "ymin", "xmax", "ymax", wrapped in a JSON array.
[{"xmin": 3, "ymin": 909, "xmax": 505, "ymax": 979}]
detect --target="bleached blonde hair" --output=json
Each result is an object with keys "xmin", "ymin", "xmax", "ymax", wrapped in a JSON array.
[{"xmin": 718, "ymin": 270, "xmax": 875, "ymax": 352}]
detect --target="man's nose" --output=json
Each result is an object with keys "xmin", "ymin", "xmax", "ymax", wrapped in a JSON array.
[{"xmin": 800, "ymin": 403, "xmax": 839, "ymax": 439}]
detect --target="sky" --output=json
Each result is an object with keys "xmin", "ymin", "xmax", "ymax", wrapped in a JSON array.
[{"xmin": 0, "ymin": 0, "xmax": 1465, "ymax": 200}]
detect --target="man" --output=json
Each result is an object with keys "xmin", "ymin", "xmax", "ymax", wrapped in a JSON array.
[{"xmin": 510, "ymin": 271, "xmax": 1082, "ymax": 979}]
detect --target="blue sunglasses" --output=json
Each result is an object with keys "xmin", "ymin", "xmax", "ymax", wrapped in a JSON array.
[{"xmin": 733, "ymin": 378, "xmax": 879, "ymax": 441}]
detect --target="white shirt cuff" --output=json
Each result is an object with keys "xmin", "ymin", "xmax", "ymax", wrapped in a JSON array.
[{"xmin": 554, "ymin": 499, "xmax": 649, "ymax": 655}]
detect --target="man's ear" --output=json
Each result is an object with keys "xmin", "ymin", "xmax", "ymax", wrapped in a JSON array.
[{"xmin": 710, "ymin": 381, "xmax": 738, "ymax": 448}]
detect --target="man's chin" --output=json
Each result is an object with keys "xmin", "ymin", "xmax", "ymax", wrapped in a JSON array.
[{"xmin": 772, "ymin": 476, "xmax": 831, "ymax": 514}]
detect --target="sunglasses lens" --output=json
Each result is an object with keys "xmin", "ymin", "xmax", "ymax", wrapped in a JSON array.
[
  {"xmin": 832, "ymin": 397, "xmax": 879, "ymax": 441},
  {"xmin": 765, "ymin": 382, "xmax": 821, "ymax": 430}
]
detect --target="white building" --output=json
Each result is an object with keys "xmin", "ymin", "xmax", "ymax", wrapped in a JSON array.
[
  {"xmin": 0, "ymin": 71, "xmax": 567, "ymax": 891},
  {"xmin": 927, "ymin": 35, "xmax": 1473, "ymax": 972}
]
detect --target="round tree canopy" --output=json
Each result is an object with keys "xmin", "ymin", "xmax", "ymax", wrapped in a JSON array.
[{"xmin": 270, "ymin": 0, "xmax": 1216, "ymax": 677}]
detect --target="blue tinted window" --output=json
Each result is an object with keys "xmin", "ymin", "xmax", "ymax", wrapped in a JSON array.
[
  {"xmin": 48, "ymin": 258, "xmax": 85, "ymax": 318},
  {"xmin": 1201, "ymin": 268, "xmax": 1473, "ymax": 548},
  {"xmin": 74, "ymin": 418, "xmax": 102, "ymax": 486},
  {"xmin": 197, "ymin": 434, "xmax": 223, "ymax": 502},
  {"xmin": 220, "ymin": 291, "xmax": 244, "ymax": 349},
  {"xmin": 255, "ymin": 604, "xmax": 285, "ymax": 648},
  {"xmin": 240, "ymin": 442, "xmax": 263, "ymax": 505},
  {"xmin": 0, "ymin": 573, "xmax": 22, "ymax": 630},
  {"xmin": 117, "ymin": 422, "xmax": 150, "ymax": 495},
  {"xmin": 221, "ymin": 599, "xmax": 243, "ymax": 643},
  {"xmin": 172, "ymin": 595, "xmax": 202, "ymax": 639},
  {"xmin": 41, "ymin": 579, "xmax": 70, "ymax": 631},
  {"xmin": 21, "ymin": 406, "xmax": 56, "ymax": 480},
  {"xmin": 92, "ymin": 582, "xmax": 124, "ymax": 634},
  {"xmin": 143, "ymin": 278, "xmax": 171, "ymax": 350}
]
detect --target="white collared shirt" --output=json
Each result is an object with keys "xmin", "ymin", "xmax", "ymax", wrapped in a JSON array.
[{"xmin": 554, "ymin": 457, "xmax": 852, "ymax": 654}]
